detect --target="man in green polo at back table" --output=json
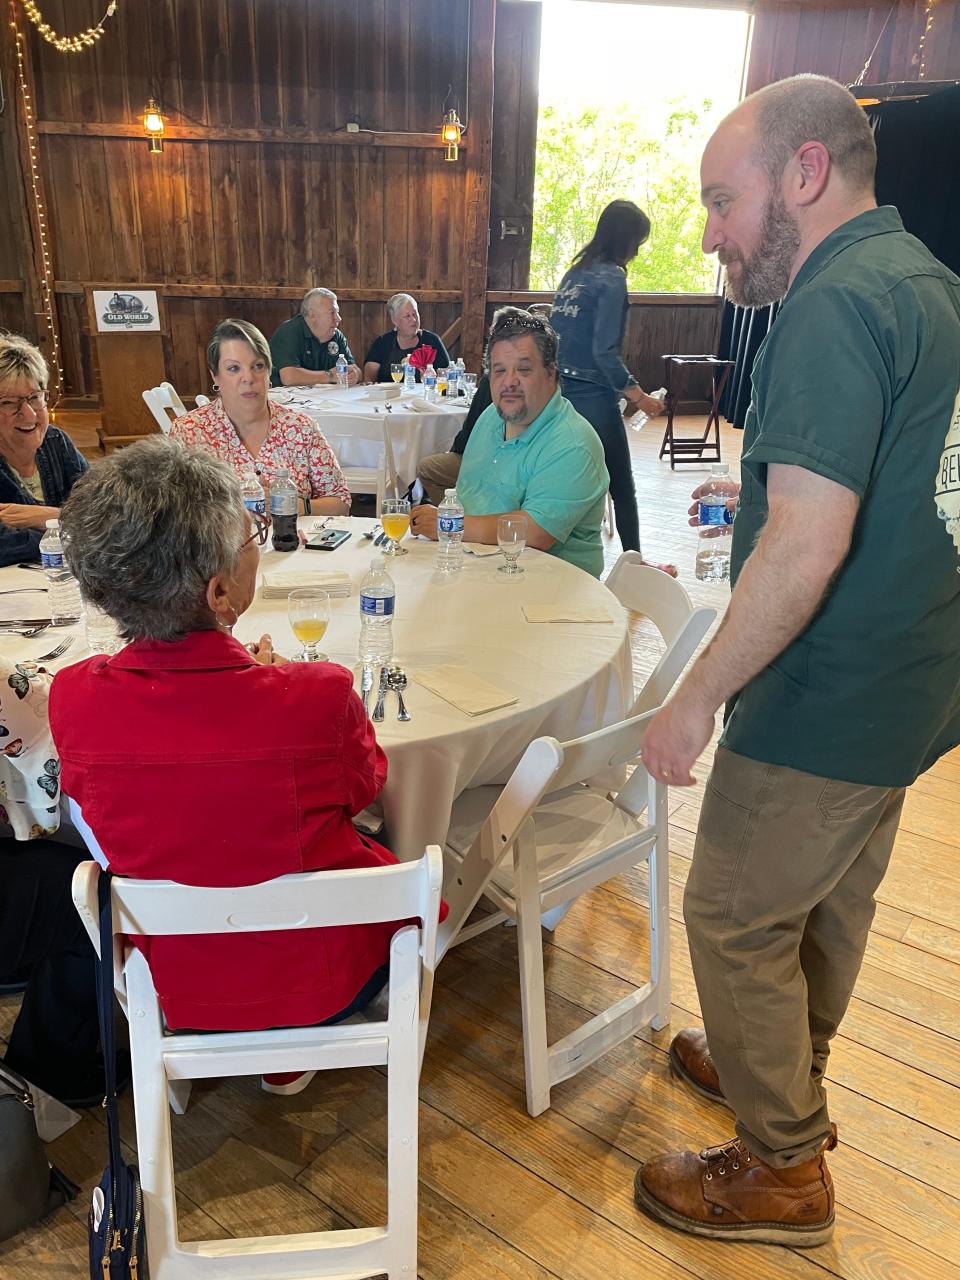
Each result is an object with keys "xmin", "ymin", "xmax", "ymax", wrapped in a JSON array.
[
  {"xmin": 634, "ymin": 75, "xmax": 960, "ymax": 1249},
  {"xmin": 409, "ymin": 311, "xmax": 609, "ymax": 577},
  {"xmin": 269, "ymin": 287, "xmax": 360, "ymax": 387}
]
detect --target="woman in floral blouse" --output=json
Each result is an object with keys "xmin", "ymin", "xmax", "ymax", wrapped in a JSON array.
[{"xmin": 171, "ymin": 318, "xmax": 351, "ymax": 513}]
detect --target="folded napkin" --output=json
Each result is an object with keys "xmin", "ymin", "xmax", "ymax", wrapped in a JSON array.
[
  {"xmin": 522, "ymin": 604, "xmax": 614, "ymax": 624},
  {"xmin": 399, "ymin": 398, "xmax": 433, "ymax": 414},
  {"xmin": 407, "ymin": 345, "xmax": 437, "ymax": 373},
  {"xmin": 414, "ymin": 665, "xmax": 518, "ymax": 716},
  {"xmin": 462, "ymin": 543, "xmax": 502, "ymax": 558},
  {"xmin": 261, "ymin": 570, "xmax": 351, "ymax": 600}
]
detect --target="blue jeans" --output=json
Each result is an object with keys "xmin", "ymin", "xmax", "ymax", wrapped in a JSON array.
[{"xmin": 561, "ymin": 378, "xmax": 640, "ymax": 552}]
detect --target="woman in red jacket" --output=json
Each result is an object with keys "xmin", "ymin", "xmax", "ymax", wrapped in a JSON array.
[{"xmin": 50, "ymin": 436, "xmax": 399, "ymax": 1095}]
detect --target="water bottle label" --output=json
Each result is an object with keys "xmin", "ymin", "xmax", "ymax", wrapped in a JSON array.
[
  {"xmin": 41, "ymin": 550, "xmax": 64, "ymax": 569},
  {"xmin": 699, "ymin": 501, "xmax": 733, "ymax": 528},
  {"xmin": 438, "ymin": 515, "xmax": 464, "ymax": 535},
  {"xmin": 269, "ymin": 492, "xmax": 297, "ymax": 517},
  {"xmin": 360, "ymin": 594, "xmax": 395, "ymax": 617},
  {"xmin": 244, "ymin": 496, "xmax": 266, "ymax": 516}
]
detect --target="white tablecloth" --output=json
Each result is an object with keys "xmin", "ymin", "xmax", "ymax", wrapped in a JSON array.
[
  {"xmin": 0, "ymin": 522, "xmax": 633, "ymax": 860},
  {"xmin": 269, "ymin": 385, "xmax": 466, "ymax": 488}
]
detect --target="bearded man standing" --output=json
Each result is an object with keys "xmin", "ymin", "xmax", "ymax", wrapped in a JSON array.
[{"xmin": 635, "ymin": 75, "xmax": 960, "ymax": 1247}]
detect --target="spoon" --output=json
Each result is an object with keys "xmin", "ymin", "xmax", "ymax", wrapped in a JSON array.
[{"xmin": 387, "ymin": 666, "xmax": 412, "ymax": 722}]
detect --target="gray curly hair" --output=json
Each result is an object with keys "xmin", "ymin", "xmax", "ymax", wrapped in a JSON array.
[{"xmin": 59, "ymin": 437, "xmax": 245, "ymax": 643}]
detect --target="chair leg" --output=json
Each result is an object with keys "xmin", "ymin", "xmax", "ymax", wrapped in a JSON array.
[
  {"xmin": 166, "ymin": 1079, "xmax": 192, "ymax": 1115},
  {"xmin": 648, "ymin": 787, "xmax": 672, "ymax": 1031},
  {"xmin": 387, "ymin": 928, "xmax": 420, "ymax": 1278},
  {"xmin": 514, "ymin": 829, "xmax": 552, "ymax": 1117}
]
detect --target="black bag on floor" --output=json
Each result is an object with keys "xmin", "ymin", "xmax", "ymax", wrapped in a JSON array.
[
  {"xmin": 88, "ymin": 871, "xmax": 146, "ymax": 1279},
  {"xmin": 0, "ymin": 1061, "xmax": 77, "ymax": 1242}
]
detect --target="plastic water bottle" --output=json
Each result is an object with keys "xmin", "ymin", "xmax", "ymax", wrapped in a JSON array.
[
  {"xmin": 83, "ymin": 600, "xmax": 122, "ymax": 655},
  {"xmin": 403, "ymin": 361, "xmax": 416, "ymax": 392},
  {"xmin": 358, "ymin": 557, "xmax": 395, "ymax": 667},
  {"xmin": 695, "ymin": 464, "xmax": 738, "ymax": 582},
  {"xmin": 627, "ymin": 387, "xmax": 667, "ymax": 432},
  {"xmin": 436, "ymin": 488, "xmax": 464, "ymax": 575},
  {"xmin": 424, "ymin": 364, "xmax": 438, "ymax": 403},
  {"xmin": 39, "ymin": 519, "xmax": 82, "ymax": 623},
  {"xmin": 454, "ymin": 357, "xmax": 466, "ymax": 396},
  {"xmin": 445, "ymin": 362, "xmax": 459, "ymax": 399},
  {"xmin": 240, "ymin": 465, "xmax": 265, "ymax": 517},
  {"xmin": 269, "ymin": 467, "xmax": 298, "ymax": 553},
  {"xmin": 335, "ymin": 353, "xmax": 349, "ymax": 389}
]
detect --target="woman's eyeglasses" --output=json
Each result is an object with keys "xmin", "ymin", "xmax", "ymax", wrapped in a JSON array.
[
  {"xmin": 239, "ymin": 511, "xmax": 270, "ymax": 551},
  {"xmin": 0, "ymin": 389, "xmax": 56, "ymax": 418}
]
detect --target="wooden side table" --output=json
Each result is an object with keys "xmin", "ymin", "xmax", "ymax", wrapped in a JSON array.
[{"xmin": 659, "ymin": 354, "xmax": 735, "ymax": 470}]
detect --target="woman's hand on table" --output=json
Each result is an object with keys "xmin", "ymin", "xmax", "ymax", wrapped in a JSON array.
[
  {"xmin": 0, "ymin": 503, "xmax": 59, "ymax": 530},
  {"xmin": 246, "ymin": 634, "xmax": 289, "ymax": 665},
  {"xmin": 410, "ymin": 504, "xmax": 438, "ymax": 540}
]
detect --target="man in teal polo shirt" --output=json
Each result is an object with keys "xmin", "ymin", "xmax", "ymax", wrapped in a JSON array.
[
  {"xmin": 269, "ymin": 288, "xmax": 360, "ymax": 387},
  {"xmin": 634, "ymin": 76, "xmax": 960, "ymax": 1247},
  {"xmin": 410, "ymin": 311, "xmax": 609, "ymax": 576}
]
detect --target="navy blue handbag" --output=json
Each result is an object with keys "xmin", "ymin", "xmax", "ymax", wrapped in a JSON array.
[{"xmin": 88, "ymin": 872, "xmax": 145, "ymax": 1279}]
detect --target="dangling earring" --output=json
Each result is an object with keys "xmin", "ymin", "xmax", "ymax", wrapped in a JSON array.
[{"xmin": 217, "ymin": 606, "xmax": 238, "ymax": 635}]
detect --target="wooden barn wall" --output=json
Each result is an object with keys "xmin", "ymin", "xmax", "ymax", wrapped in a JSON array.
[
  {"xmin": 9, "ymin": 0, "xmax": 475, "ymax": 406},
  {"xmin": 747, "ymin": 0, "xmax": 960, "ymax": 91}
]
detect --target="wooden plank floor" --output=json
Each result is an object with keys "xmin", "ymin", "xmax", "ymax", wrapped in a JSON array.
[{"xmin": 3, "ymin": 419, "xmax": 959, "ymax": 1278}]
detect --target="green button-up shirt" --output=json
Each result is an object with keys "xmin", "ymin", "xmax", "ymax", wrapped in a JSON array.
[
  {"xmin": 723, "ymin": 207, "xmax": 960, "ymax": 787},
  {"xmin": 269, "ymin": 314, "xmax": 355, "ymax": 387},
  {"xmin": 457, "ymin": 387, "xmax": 609, "ymax": 577}
]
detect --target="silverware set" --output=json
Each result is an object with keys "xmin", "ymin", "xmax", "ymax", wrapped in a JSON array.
[
  {"xmin": 361, "ymin": 524, "xmax": 390, "ymax": 548},
  {"xmin": 364, "ymin": 663, "xmax": 412, "ymax": 722}
]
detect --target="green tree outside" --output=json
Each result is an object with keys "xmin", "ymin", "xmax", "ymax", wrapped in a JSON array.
[{"xmin": 530, "ymin": 100, "xmax": 719, "ymax": 295}]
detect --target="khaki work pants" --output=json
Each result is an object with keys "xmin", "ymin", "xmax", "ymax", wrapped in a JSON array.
[
  {"xmin": 684, "ymin": 746, "xmax": 906, "ymax": 1166},
  {"xmin": 416, "ymin": 451, "xmax": 462, "ymax": 505}
]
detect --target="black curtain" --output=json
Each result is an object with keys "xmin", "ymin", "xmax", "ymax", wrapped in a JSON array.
[
  {"xmin": 865, "ymin": 84, "xmax": 960, "ymax": 277},
  {"xmin": 719, "ymin": 83, "xmax": 960, "ymax": 428}
]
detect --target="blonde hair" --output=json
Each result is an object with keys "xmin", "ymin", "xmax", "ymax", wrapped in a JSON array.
[{"xmin": 0, "ymin": 332, "xmax": 48, "ymax": 390}]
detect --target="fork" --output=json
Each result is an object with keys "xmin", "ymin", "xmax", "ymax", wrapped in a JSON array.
[{"xmin": 35, "ymin": 636, "xmax": 75, "ymax": 663}]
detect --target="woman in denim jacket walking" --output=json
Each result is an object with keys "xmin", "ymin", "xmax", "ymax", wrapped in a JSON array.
[{"xmin": 551, "ymin": 201, "xmax": 674, "ymax": 572}]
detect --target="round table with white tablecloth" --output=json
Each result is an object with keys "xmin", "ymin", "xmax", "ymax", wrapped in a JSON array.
[
  {"xmin": 269, "ymin": 384, "xmax": 467, "ymax": 490},
  {"xmin": 0, "ymin": 520, "xmax": 633, "ymax": 861}
]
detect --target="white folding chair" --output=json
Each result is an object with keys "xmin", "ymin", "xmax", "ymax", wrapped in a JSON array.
[
  {"xmin": 437, "ymin": 711, "xmax": 669, "ymax": 1116},
  {"xmin": 72, "ymin": 848, "xmax": 443, "ymax": 1280},
  {"xmin": 194, "ymin": 393, "xmax": 210, "ymax": 408},
  {"xmin": 606, "ymin": 552, "xmax": 716, "ymax": 714},
  {"xmin": 602, "ymin": 492, "xmax": 615, "ymax": 538},
  {"xmin": 141, "ymin": 382, "xmax": 189, "ymax": 435},
  {"xmin": 325, "ymin": 419, "xmax": 400, "ymax": 508}
]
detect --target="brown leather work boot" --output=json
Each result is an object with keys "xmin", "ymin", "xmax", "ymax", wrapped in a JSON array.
[
  {"xmin": 669, "ymin": 1028, "xmax": 729, "ymax": 1108},
  {"xmin": 634, "ymin": 1127, "xmax": 838, "ymax": 1247}
]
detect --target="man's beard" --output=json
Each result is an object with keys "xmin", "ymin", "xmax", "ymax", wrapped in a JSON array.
[
  {"xmin": 496, "ymin": 397, "xmax": 528, "ymax": 425},
  {"xmin": 722, "ymin": 192, "xmax": 800, "ymax": 308}
]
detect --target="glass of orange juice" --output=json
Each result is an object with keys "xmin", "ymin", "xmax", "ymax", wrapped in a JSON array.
[
  {"xmin": 380, "ymin": 497, "xmax": 411, "ymax": 556},
  {"xmin": 390, "ymin": 363, "xmax": 404, "ymax": 384},
  {"xmin": 436, "ymin": 370, "xmax": 448, "ymax": 397},
  {"xmin": 288, "ymin": 588, "xmax": 331, "ymax": 661}
]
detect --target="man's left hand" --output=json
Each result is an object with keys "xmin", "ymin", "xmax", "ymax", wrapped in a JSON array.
[
  {"xmin": 641, "ymin": 694, "xmax": 716, "ymax": 787},
  {"xmin": 410, "ymin": 504, "xmax": 438, "ymax": 540},
  {"xmin": 346, "ymin": 364, "xmax": 361, "ymax": 387}
]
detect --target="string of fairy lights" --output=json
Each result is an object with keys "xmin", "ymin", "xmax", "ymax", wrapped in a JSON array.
[
  {"xmin": 21, "ymin": 0, "xmax": 118, "ymax": 55},
  {"xmin": 917, "ymin": 1, "xmax": 937, "ymax": 81},
  {"xmin": 10, "ymin": 6, "xmax": 62, "ymax": 393}
]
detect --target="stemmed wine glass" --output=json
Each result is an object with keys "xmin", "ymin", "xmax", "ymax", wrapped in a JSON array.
[
  {"xmin": 380, "ymin": 497, "xmax": 411, "ymax": 556},
  {"xmin": 390, "ymin": 363, "xmax": 404, "ymax": 384},
  {"xmin": 497, "ymin": 516, "xmax": 527, "ymax": 575},
  {"xmin": 288, "ymin": 588, "xmax": 330, "ymax": 662}
]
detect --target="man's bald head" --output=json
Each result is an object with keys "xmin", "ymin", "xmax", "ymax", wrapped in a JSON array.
[{"xmin": 732, "ymin": 75, "xmax": 877, "ymax": 195}]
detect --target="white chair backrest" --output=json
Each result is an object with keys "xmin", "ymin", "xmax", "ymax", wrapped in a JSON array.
[
  {"xmin": 605, "ymin": 552, "xmax": 716, "ymax": 715},
  {"xmin": 194, "ymin": 393, "xmax": 210, "ymax": 407},
  {"xmin": 141, "ymin": 382, "xmax": 189, "ymax": 435},
  {"xmin": 73, "ymin": 854, "xmax": 441, "ymax": 954}
]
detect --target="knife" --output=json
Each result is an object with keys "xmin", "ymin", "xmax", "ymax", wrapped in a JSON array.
[
  {"xmin": 371, "ymin": 665, "xmax": 390, "ymax": 722},
  {"xmin": 360, "ymin": 664, "xmax": 374, "ymax": 716}
]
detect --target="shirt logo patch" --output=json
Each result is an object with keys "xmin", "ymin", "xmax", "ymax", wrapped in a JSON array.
[{"xmin": 935, "ymin": 386, "xmax": 960, "ymax": 560}]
